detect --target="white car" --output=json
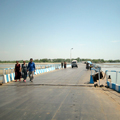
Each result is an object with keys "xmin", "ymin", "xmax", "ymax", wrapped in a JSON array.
[{"xmin": 71, "ymin": 60, "xmax": 78, "ymax": 68}]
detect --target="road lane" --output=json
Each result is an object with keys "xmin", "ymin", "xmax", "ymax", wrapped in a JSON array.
[
  {"xmin": 0, "ymin": 63, "xmax": 120, "ymax": 120},
  {"xmin": 5, "ymin": 63, "xmax": 90, "ymax": 86}
]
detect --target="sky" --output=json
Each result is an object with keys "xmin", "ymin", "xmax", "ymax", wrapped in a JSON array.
[{"xmin": 0, "ymin": 0, "xmax": 120, "ymax": 60}]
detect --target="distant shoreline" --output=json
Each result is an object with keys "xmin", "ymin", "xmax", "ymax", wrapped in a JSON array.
[
  {"xmin": 97, "ymin": 63, "xmax": 120, "ymax": 65},
  {"xmin": 0, "ymin": 62, "xmax": 61, "ymax": 64}
]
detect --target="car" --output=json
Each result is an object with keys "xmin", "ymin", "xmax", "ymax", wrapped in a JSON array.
[{"xmin": 71, "ymin": 60, "xmax": 78, "ymax": 68}]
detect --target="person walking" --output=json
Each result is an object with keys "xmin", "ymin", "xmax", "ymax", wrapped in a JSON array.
[
  {"xmin": 27, "ymin": 58, "xmax": 36, "ymax": 82},
  {"xmin": 64, "ymin": 61, "xmax": 66, "ymax": 69},
  {"xmin": 61, "ymin": 62, "xmax": 63, "ymax": 68},
  {"xmin": 86, "ymin": 62, "xmax": 89, "ymax": 70},
  {"xmin": 90, "ymin": 64, "xmax": 92, "ymax": 70},
  {"xmin": 21, "ymin": 61, "xmax": 27, "ymax": 82},
  {"xmin": 14, "ymin": 61, "xmax": 21, "ymax": 82}
]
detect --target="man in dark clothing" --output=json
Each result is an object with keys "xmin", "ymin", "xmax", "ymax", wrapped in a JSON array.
[{"xmin": 61, "ymin": 62, "xmax": 63, "ymax": 68}]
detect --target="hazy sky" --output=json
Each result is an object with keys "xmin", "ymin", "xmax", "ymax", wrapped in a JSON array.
[{"xmin": 0, "ymin": 0, "xmax": 120, "ymax": 60}]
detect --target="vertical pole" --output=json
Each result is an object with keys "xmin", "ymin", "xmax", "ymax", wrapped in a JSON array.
[
  {"xmin": 99, "ymin": 68, "xmax": 100, "ymax": 86},
  {"xmin": 70, "ymin": 49, "xmax": 71, "ymax": 64},
  {"xmin": 70, "ymin": 48, "xmax": 73, "ymax": 64},
  {"xmin": 116, "ymin": 71, "xmax": 117, "ymax": 84},
  {"xmin": 106, "ymin": 71, "xmax": 108, "ymax": 82}
]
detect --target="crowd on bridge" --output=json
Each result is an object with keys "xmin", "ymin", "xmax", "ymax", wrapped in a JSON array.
[
  {"xmin": 61, "ymin": 61, "xmax": 67, "ymax": 69},
  {"xmin": 86, "ymin": 62, "xmax": 93, "ymax": 70},
  {"xmin": 15, "ymin": 59, "xmax": 68, "ymax": 83},
  {"xmin": 15, "ymin": 58, "xmax": 36, "ymax": 82}
]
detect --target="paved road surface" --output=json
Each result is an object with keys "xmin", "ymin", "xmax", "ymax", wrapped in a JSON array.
[{"xmin": 0, "ymin": 63, "xmax": 120, "ymax": 120}]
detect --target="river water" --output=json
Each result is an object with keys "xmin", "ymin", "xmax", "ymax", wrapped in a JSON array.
[
  {"xmin": 0, "ymin": 63, "xmax": 56, "ymax": 69},
  {"xmin": 96, "ymin": 63, "xmax": 120, "ymax": 85}
]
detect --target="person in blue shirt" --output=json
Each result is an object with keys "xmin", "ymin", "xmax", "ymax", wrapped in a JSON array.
[{"xmin": 27, "ymin": 58, "xmax": 36, "ymax": 82}]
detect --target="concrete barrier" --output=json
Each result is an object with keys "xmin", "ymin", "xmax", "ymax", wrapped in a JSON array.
[
  {"xmin": 34, "ymin": 67, "xmax": 56, "ymax": 75},
  {"xmin": 110, "ymin": 82, "xmax": 112, "ymax": 89},
  {"xmin": 116, "ymin": 84, "xmax": 120, "ymax": 93},
  {"xmin": 10, "ymin": 73, "xmax": 14, "ymax": 81},
  {"xmin": 107, "ymin": 81, "xmax": 120, "ymax": 93},
  {"xmin": 3, "ymin": 74, "xmax": 11, "ymax": 83},
  {"xmin": 112, "ymin": 83, "xmax": 116, "ymax": 90},
  {"xmin": 2, "ymin": 65, "xmax": 70, "ymax": 84},
  {"xmin": 107, "ymin": 81, "xmax": 110, "ymax": 87},
  {"xmin": 90, "ymin": 75, "xmax": 94, "ymax": 84}
]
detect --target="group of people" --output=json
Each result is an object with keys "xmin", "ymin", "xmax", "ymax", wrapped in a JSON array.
[
  {"xmin": 61, "ymin": 61, "xmax": 67, "ymax": 68},
  {"xmin": 15, "ymin": 60, "xmax": 67, "ymax": 82},
  {"xmin": 86, "ymin": 62, "xmax": 93, "ymax": 70},
  {"xmin": 14, "ymin": 58, "xmax": 36, "ymax": 82}
]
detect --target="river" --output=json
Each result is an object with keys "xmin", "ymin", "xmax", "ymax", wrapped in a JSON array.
[{"xmin": 97, "ymin": 63, "xmax": 120, "ymax": 85}]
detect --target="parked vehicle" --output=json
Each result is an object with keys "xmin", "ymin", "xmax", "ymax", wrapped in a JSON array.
[{"xmin": 71, "ymin": 60, "xmax": 78, "ymax": 68}]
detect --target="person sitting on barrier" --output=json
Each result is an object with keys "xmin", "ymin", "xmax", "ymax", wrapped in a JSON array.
[
  {"xmin": 27, "ymin": 58, "xmax": 36, "ymax": 82},
  {"xmin": 14, "ymin": 61, "xmax": 21, "ymax": 82},
  {"xmin": 21, "ymin": 61, "xmax": 27, "ymax": 82},
  {"xmin": 92, "ymin": 72, "xmax": 103, "ymax": 82}
]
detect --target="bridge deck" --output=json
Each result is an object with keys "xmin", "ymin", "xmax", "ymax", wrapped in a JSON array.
[{"xmin": 0, "ymin": 63, "xmax": 120, "ymax": 120}]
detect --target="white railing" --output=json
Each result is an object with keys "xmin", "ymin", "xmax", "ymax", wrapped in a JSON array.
[{"xmin": 105, "ymin": 70, "xmax": 120, "ymax": 84}]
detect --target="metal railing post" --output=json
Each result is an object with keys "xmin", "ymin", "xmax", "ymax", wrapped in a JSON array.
[
  {"xmin": 99, "ymin": 68, "xmax": 100, "ymax": 86},
  {"xmin": 116, "ymin": 71, "xmax": 118, "ymax": 84},
  {"xmin": 106, "ymin": 71, "xmax": 108, "ymax": 82}
]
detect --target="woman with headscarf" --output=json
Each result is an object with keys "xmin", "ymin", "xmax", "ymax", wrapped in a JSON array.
[
  {"xmin": 64, "ymin": 61, "xmax": 66, "ymax": 69},
  {"xmin": 14, "ymin": 61, "xmax": 21, "ymax": 82},
  {"xmin": 61, "ymin": 62, "xmax": 63, "ymax": 68},
  {"xmin": 21, "ymin": 61, "xmax": 28, "ymax": 82}
]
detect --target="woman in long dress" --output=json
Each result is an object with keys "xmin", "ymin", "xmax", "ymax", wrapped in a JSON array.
[
  {"xmin": 64, "ymin": 61, "xmax": 66, "ymax": 69},
  {"xmin": 15, "ymin": 61, "xmax": 21, "ymax": 82},
  {"xmin": 21, "ymin": 61, "xmax": 27, "ymax": 82}
]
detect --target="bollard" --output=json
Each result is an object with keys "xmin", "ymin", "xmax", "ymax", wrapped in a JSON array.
[
  {"xmin": 90, "ymin": 75, "xmax": 94, "ymax": 84},
  {"xmin": 90, "ymin": 68, "xmax": 94, "ymax": 84}
]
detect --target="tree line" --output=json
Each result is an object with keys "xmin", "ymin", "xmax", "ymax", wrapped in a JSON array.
[{"xmin": 0, "ymin": 58, "xmax": 120, "ymax": 63}]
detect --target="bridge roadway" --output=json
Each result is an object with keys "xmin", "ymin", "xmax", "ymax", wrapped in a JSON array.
[{"xmin": 0, "ymin": 63, "xmax": 120, "ymax": 120}]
